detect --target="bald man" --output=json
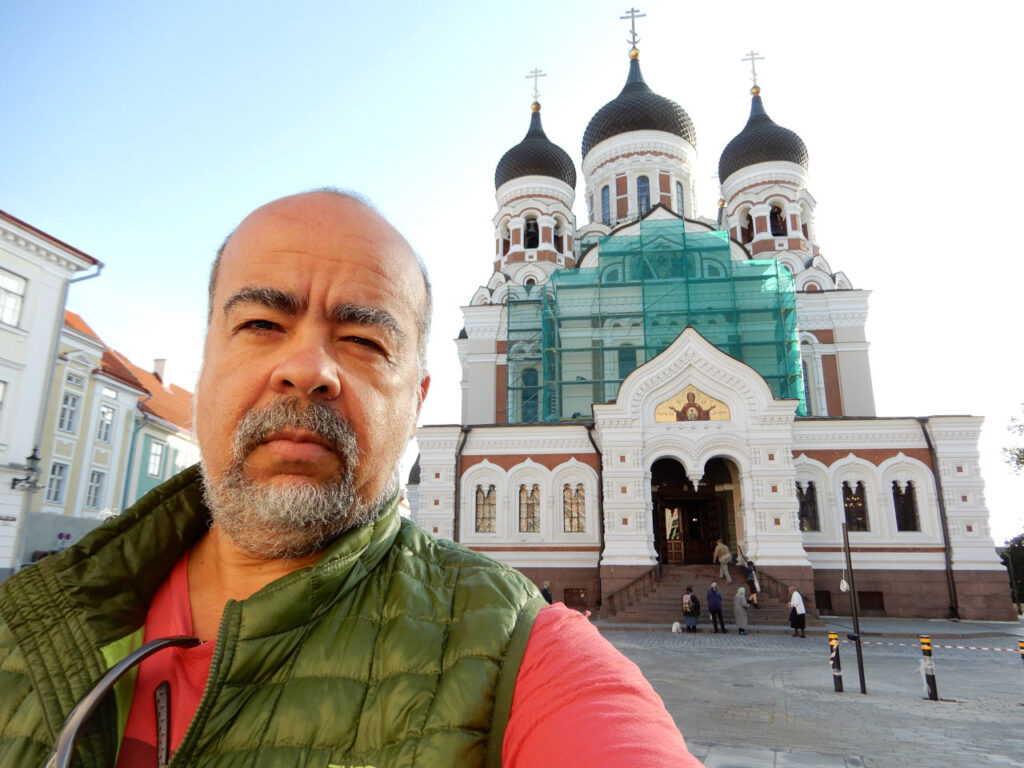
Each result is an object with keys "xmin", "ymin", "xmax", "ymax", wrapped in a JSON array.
[{"xmin": 0, "ymin": 190, "xmax": 701, "ymax": 767}]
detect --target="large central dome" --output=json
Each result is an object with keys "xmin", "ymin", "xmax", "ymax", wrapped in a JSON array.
[{"xmin": 581, "ymin": 52, "xmax": 696, "ymax": 158}]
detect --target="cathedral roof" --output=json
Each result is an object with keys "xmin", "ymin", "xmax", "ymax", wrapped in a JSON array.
[
  {"xmin": 581, "ymin": 52, "xmax": 696, "ymax": 158},
  {"xmin": 494, "ymin": 103, "xmax": 576, "ymax": 190},
  {"xmin": 718, "ymin": 86, "xmax": 808, "ymax": 183}
]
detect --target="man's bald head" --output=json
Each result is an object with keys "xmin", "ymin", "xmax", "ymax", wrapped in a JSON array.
[{"xmin": 208, "ymin": 188, "xmax": 432, "ymax": 368}]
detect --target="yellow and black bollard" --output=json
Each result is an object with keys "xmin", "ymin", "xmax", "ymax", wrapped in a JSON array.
[
  {"xmin": 828, "ymin": 632, "xmax": 843, "ymax": 692},
  {"xmin": 1019, "ymin": 640, "xmax": 1023, "ymax": 671},
  {"xmin": 920, "ymin": 635, "xmax": 938, "ymax": 701}
]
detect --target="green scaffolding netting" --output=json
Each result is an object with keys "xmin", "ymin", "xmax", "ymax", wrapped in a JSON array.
[{"xmin": 506, "ymin": 218, "xmax": 805, "ymax": 422}]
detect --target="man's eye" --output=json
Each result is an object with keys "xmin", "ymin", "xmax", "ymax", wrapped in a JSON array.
[
  {"xmin": 240, "ymin": 319, "xmax": 279, "ymax": 332},
  {"xmin": 342, "ymin": 335, "xmax": 385, "ymax": 352}
]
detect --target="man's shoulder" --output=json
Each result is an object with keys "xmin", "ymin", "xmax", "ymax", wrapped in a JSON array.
[{"xmin": 393, "ymin": 519, "xmax": 540, "ymax": 602}]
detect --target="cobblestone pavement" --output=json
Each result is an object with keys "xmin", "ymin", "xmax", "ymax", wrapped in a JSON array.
[{"xmin": 602, "ymin": 628, "xmax": 1024, "ymax": 768}]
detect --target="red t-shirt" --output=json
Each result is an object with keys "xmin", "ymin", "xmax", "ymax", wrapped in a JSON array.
[{"xmin": 116, "ymin": 554, "xmax": 702, "ymax": 767}]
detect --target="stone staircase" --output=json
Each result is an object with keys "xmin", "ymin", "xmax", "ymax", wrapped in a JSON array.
[{"xmin": 603, "ymin": 564, "xmax": 793, "ymax": 628}]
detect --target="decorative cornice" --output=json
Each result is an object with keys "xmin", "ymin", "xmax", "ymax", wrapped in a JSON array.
[{"xmin": 0, "ymin": 224, "xmax": 95, "ymax": 274}]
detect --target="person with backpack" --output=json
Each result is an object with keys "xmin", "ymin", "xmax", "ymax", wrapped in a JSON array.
[{"xmin": 681, "ymin": 586, "xmax": 700, "ymax": 633}]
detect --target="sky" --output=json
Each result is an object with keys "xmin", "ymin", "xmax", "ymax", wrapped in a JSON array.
[{"xmin": 2, "ymin": 1, "xmax": 1022, "ymax": 543}]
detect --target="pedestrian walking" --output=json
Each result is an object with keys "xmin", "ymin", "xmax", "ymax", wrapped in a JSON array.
[
  {"xmin": 541, "ymin": 580, "xmax": 553, "ymax": 604},
  {"xmin": 707, "ymin": 582, "xmax": 726, "ymax": 633},
  {"xmin": 789, "ymin": 587, "xmax": 807, "ymax": 637},
  {"xmin": 733, "ymin": 587, "xmax": 749, "ymax": 635},
  {"xmin": 712, "ymin": 538, "xmax": 733, "ymax": 583},
  {"xmin": 681, "ymin": 586, "xmax": 700, "ymax": 633},
  {"xmin": 744, "ymin": 560, "xmax": 760, "ymax": 608}
]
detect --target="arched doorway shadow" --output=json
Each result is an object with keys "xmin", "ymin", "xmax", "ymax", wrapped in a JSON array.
[{"xmin": 652, "ymin": 457, "xmax": 737, "ymax": 564}]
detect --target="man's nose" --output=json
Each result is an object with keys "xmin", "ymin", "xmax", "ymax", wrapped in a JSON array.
[{"xmin": 270, "ymin": 334, "xmax": 342, "ymax": 399}]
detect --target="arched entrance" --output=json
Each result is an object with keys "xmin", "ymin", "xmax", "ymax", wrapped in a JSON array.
[{"xmin": 651, "ymin": 457, "xmax": 737, "ymax": 564}]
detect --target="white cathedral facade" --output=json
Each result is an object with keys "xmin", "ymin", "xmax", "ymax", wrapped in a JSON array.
[{"xmin": 411, "ymin": 46, "xmax": 1011, "ymax": 621}]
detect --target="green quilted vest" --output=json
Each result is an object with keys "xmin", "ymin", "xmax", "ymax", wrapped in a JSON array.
[{"xmin": 0, "ymin": 466, "xmax": 546, "ymax": 768}]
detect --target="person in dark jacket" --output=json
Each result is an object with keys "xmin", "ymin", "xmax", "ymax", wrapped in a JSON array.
[
  {"xmin": 707, "ymin": 582, "xmax": 726, "ymax": 633},
  {"xmin": 541, "ymin": 580, "xmax": 554, "ymax": 604}
]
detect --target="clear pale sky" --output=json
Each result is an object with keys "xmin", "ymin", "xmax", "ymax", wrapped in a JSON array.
[{"xmin": 2, "ymin": 1, "xmax": 1021, "ymax": 542}]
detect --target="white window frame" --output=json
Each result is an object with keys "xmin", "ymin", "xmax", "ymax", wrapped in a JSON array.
[
  {"xmin": 58, "ymin": 392, "xmax": 80, "ymax": 433},
  {"xmin": 86, "ymin": 470, "xmax": 105, "ymax": 509},
  {"xmin": 46, "ymin": 462, "xmax": 69, "ymax": 504},
  {"xmin": 0, "ymin": 268, "xmax": 27, "ymax": 327},
  {"xmin": 147, "ymin": 440, "xmax": 165, "ymax": 477},
  {"xmin": 96, "ymin": 405, "xmax": 115, "ymax": 443}
]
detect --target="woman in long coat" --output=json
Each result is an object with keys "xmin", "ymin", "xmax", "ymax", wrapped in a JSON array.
[{"xmin": 733, "ymin": 587, "xmax": 749, "ymax": 635}]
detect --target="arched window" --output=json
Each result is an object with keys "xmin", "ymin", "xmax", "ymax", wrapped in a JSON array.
[
  {"xmin": 796, "ymin": 481, "xmax": 820, "ymax": 532},
  {"xmin": 637, "ymin": 176, "xmax": 651, "ymax": 215},
  {"xmin": 740, "ymin": 212, "xmax": 754, "ymax": 244},
  {"xmin": 553, "ymin": 219, "xmax": 563, "ymax": 253},
  {"xmin": 524, "ymin": 218, "xmax": 539, "ymax": 249},
  {"xmin": 892, "ymin": 480, "xmax": 920, "ymax": 531},
  {"xmin": 601, "ymin": 186, "xmax": 611, "ymax": 226},
  {"xmin": 522, "ymin": 367, "xmax": 539, "ymax": 422},
  {"xmin": 475, "ymin": 484, "xmax": 496, "ymax": 533},
  {"xmin": 519, "ymin": 483, "xmax": 541, "ymax": 532},
  {"xmin": 563, "ymin": 483, "xmax": 585, "ymax": 532},
  {"xmin": 843, "ymin": 481, "xmax": 869, "ymax": 531},
  {"xmin": 770, "ymin": 205, "xmax": 786, "ymax": 236},
  {"xmin": 675, "ymin": 181, "xmax": 684, "ymax": 215}
]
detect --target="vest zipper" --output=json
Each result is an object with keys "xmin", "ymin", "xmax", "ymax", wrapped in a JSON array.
[{"xmin": 165, "ymin": 599, "xmax": 239, "ymax": 767}]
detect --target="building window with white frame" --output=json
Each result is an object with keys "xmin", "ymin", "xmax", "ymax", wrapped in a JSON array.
[
  {"xmin": 59, "ymin": 392, "xmax": 80, "ymax": 433},
  {"xmin": 675, "ymin": 181, "xmax": 684, "ymax": 215},
  {"xmin": 842, "ymin": 480, "xmax": 869, "ymax": 532},
  {"xmin": 46, "ymin": 462, "xmax": 69, "ymax": 504},
  {"xmin": 96, "ymin": 405, "xmax": 115, "ymax": 443},
  {"xmin": 601, "ymin": 185, "xmax": 611, "ymax": 226},
  {"xmin": 0, "ymin": 269, "xmax": 27, "ymax": 327},
  {"xmin": 892, "ymin": 480, "xmax": 920, "ymax": 532},
  {"xmin": 148, "ymin": 440, "xmax": 165, "ymax": 477},
  {"xmin": 86, "ymin": 470, "xmax": 105, "ymax": 509},
  {"xmin": 563, "ymin": 483, "xmax": 585, "ymax": 533},
  {"xmin": 796, "ymin": 481, "xmax": 820, "ymax": 532},
  {"xmin": 636, "ymin": 176, "xmax": 651, "ymax": 215},
  {"xmin": 474, "ymin": 484, "xmax": 496, "ymax": 533},
  {"xmin": 519, "ymin": 483, "xmax": 541, "ymax": 533}
]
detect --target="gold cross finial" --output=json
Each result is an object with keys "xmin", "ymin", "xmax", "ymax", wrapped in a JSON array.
[
  {"xmin": 742, "ymin": 50, "xmax": 765, "ymax": 86},
  {"xmin": 620, "ymin": 7, "xmax": 645, "ymax": 51},
  {"xmin": 525, "ymin": 68, "xmax": 547, "ymax": 102}
]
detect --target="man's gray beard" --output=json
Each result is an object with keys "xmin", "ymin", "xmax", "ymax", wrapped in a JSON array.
[{"xmin": 200, "ymin": 397, "xmax": 397, "ymax": 560}]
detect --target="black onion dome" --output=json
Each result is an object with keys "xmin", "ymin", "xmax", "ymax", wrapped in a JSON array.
[
  {"xmin": 718, "ymin": 87, "xmax": 809, "ymax": 182},
  {"xmin": 407, "ymin": 455, "xmax": 421, "ymax": 485},
  {"xmin": 581, "ymin": 54, "xmax": 696, "ymax": 158},
  {"xmin": 494, "ymin": 103, "xmax": 576, "ymax": 189}
]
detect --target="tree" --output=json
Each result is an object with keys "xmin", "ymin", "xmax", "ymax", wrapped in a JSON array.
[
  {"xmin": 998, "ymin": 532, "xmax": 1024, "ymax": 614},
  {"xmin": 1004, "ymin": 407, "xmax": 1024, "ymax": 473}
]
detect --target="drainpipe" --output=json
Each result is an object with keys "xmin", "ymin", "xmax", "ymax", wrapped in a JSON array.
[
  {"xmin": 917, "ymin": 417, "xmax": 960, "ymax": 620},
  {"xmin": 585, "ymin": 421, "xmax": 605, "ymax": 609},
  {"xmin": 120, "ymin": 395, "xmax": 153, "ymax": 511},
  {"xmin": 452, "ymin": 426, "xmax": 471, "ymax": 542}
]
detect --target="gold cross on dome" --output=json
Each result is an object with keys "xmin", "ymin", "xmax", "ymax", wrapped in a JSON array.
[
  {"xmin": 620, "ymin": 7, "xmax": 646, "ymax": 49},
  {"xmin": 742, "ymin": 50, "xmax": 765, "ymax": 86},
  {"xmin": 525, "ymin": 68, "xmax": 547, "ymax": 102}
]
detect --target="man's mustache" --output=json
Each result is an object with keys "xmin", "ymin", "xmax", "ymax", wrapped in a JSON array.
[{"xmin": 232, "ymin": 397, "xmax": 358, "ymax": 463}]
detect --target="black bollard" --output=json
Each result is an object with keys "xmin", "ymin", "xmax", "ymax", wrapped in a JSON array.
[
  {"xmin": 828, "ymin": 632, "xmax": 843, "ymax": 692},
  {"xmin": 920, "ymin": 635, "xmax": 938, "ymax": 701}
]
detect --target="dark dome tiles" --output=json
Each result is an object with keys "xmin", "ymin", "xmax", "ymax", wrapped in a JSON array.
[
  {"xmin": 494, "ymin": 109, "xmax": 577, "ymax": 190},
  {"xmin": 718, "ymin": 95, "xmax": 808, "ymax": 182}
]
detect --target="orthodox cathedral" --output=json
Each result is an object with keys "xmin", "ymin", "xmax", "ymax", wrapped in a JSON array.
[{"xmin": 410, "ymin": 36, "xmax": 1011, "ymax": 620}]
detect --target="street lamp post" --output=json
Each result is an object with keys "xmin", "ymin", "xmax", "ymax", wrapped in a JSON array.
[{"xmin": 842, "ymin": 521, "xmax": 868, "ymax": 694}]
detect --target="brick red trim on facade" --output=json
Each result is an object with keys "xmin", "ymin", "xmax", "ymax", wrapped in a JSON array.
[
  {"xmin": 806, "ymin": 328, "xmax": 835, "ymax": 344},
  {"xmin": 821, "ymin": 354, "xmax": 843, "ymax": 415},
  {"xmin": 462, "ymin": 452, "xmax": 599, "ymax": 472},
  {"xmin": 794, "ymin": 448, "xmax": 933, "ymax": 469},
  {"xmin": 495, "ymin": 365, "xmax": 507, "ymax": 423},
  {"xmin": 591, "ymin": 150, "xmax": 685, "ymax": 175}
]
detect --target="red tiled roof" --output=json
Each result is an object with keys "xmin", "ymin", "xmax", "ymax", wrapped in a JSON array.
[
  {"xmin": 117, "ymin": 354, "xmax": 194, "ymax": 433},
  {"xmin": 64, "ymin": 310, "xmax": 102, "ymax": 342}
]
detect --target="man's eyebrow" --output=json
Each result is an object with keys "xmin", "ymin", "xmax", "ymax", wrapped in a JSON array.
[
  {"xmin": 223, "ymin": 287, "xmax": 307, "ymax": 316},
  {"xmin": 331, "ymin": 303, "xmax": 405, "ymax": 343}
]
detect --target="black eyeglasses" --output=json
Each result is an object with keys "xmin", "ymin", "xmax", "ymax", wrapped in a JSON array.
[{"xmin": 44, "ymin": 635, "xmax": 200, "ymax": 768}]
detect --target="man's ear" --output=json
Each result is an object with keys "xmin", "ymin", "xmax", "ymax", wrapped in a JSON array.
[{"xmin": 407, "ymin": 371, "xmax": 431, "ymax": 441}]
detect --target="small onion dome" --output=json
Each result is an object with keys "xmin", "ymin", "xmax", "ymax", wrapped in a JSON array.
[
  {"xmin": 407, "ymin": 455, "xmax": 421, "ymax": 485},
  {"xmin": 582, "ymin": 50, "xmax": 696, "ymax": 158},
  {"xmin": 494, "ymin": 102, "xmax": 577, "ymax": 190},
  {"xmin": 718, "ymin": 86, "xmax": 808, "ymax": 183}
]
